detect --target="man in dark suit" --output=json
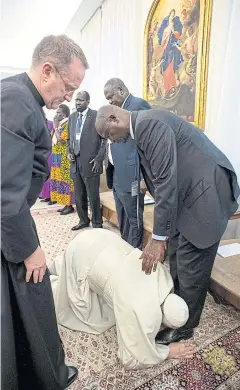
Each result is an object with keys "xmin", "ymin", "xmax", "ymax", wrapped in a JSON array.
[
  {"xmin": 67, "ymin": 91, "xmax": 106, "ymax": 231},
  {"xmin": 95, "ymin": 105, "xmax": 240, "ymax": 345},
  {"xmin": 104, "ymin": 78, "xmax": 151, "ymax": 249}
]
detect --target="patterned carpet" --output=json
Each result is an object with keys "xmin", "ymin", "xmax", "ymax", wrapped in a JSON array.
[{"xmin": 32, "ymin": 206, "xmax": 240, "ymax": 390}]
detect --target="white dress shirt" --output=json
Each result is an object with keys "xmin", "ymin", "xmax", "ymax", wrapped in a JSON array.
[
  {"xmin": 78, "ymin": 108, "xmax": 88, "ymax": 136},
  {"xmin": 121, "ymin": 94, "xmax": 130, "ymax": 108},
  {"xmin": 108, "ymin": 140, "xmax": 114, "ymax": 165}
]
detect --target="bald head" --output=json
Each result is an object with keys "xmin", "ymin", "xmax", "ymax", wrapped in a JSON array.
[
  {"xmin": 104, "ymin": 78, "xmax": 129, "ymax": 107},
  {"xmin": 96, "ymin": 105, "xmax": 131, "ymax": 142}
]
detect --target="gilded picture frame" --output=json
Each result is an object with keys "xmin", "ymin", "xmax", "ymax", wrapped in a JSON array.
[{"xmin": 143, "ymin": 0, "xmax": 212, "ymax": 129}]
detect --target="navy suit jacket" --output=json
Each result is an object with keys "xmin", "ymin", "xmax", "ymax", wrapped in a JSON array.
[{"xmin": 106, "ymin": 94, "xmax": 151, "ymax": 191}]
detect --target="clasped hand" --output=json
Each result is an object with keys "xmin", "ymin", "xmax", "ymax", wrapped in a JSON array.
[{"xmin": 140, "ymin": 238, "xmax": 167, "ymax": 275}]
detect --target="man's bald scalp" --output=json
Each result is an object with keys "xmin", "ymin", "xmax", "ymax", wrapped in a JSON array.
[
  {"xmin": 104, "ymin": 78, "xmax": 128, "ymax": 92},
  {"xmin": 96, "ymin": 105, "xmax": 117, "ymax": 134}
]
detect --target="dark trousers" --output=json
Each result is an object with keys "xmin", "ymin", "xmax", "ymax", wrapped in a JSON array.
[
  {"xmin": 113, "ymin": 174, "xmax": 144, "ymax": 249},
  {"xmin": 168, "ymin": 232, "xmax": 219, "ymax": 329},
  {"xmin": 74, "ymin": 160, "xmax": 102, "ymax": 228},
  {"xmin": 1, "ymin": 255, "xmax": 68, "ymax": 390}
]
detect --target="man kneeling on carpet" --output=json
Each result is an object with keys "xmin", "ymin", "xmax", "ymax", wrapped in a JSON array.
[{"xmin": 49, "ymin": 229, "xmax": 196, "ymax": 369}]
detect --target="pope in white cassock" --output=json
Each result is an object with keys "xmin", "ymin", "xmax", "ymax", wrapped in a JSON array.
[{"xmin": 49, "ymin": 229, "xmax": 195, "ymax": 369}]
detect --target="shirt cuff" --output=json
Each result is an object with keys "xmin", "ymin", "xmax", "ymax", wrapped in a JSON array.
[{"xmin": 152, "ymin": 234, "xmax": 167, "ymax": 241}]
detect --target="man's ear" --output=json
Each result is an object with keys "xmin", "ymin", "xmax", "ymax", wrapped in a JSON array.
[
  {"xmin": 109, "ymin": 114, "xmax": 118, "ymax": 123},
  {"xmin": 119, "ymin": 87, "xmax": 124, "ymax": 95},
  {"xmin": 41, "ymin": 62, "xmax": 54, "ymax": 79}
]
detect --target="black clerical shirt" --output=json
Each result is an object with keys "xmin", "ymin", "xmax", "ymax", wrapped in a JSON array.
[{"xmin": 1, "ymin": 73, "xmax": 51, "ymax": 263}]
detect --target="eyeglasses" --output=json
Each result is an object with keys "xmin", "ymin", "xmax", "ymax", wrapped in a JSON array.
[{"xmin": 54, "ymin": 65, "xmax": 76, "ymax": 95}]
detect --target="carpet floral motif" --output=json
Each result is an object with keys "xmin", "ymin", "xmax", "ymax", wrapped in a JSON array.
[{"xmin": 32, "ymin": 208, "xmax": 240, "ymax": 390}]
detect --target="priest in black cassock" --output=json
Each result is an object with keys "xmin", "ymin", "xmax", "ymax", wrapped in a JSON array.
[{"xmin": 1, "ymin": 35, "xmax": 89, "ymax": 390}]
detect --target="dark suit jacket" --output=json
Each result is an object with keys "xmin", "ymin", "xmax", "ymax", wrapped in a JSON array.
[
  {"xmin": 106, "ymin": 94, "xmax": 151, "ymax": 191},
  {"xmin": 67, "ymin": 108, "xmax": 106, "ymax": 178},
  {"xmin": 131, "ymin": 109, "xmax": 240, "ymax": 249}
]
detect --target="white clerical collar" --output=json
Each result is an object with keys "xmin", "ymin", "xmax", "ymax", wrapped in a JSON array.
[
  {"xmin": 129, "ymin": 115, "xmax": 134, "ymax": 139},
  {"xmin": 121, "ymin": 94, "xmax": 130, "ymax": 108}
]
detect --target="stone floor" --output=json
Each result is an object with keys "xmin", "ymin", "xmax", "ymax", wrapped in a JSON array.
[{"xmin": 31, "ymin": 203, "xmax": 240, "ymax": 390}]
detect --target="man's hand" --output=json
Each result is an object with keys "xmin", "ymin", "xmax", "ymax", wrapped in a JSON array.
[
  {"xmin": 90, "ymin": 158, "xmax": 101, "ymax": 173},
  {"xmin": 67, "ymin": 153, "xmax": 75, "ymax": 162},
  {"xmin": 53, "ymin": 117, "xmax": 59, "ymax": 130},
  {"xmin": 168, "ymin": 342, "xmax": 196, "ymax": 360},
  {"xmin": 140, "ymin": 238, "xmax": 167, "ymax": 275},
  {"xmin": 140, "ymin": 179, "xmax": 147, "ymax": 194},
  {"xmin": 24, "ymin": 246, "xmax": 47, "ymax": 283}
]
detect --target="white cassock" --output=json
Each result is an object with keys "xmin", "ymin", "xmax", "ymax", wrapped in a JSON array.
[{"xmin": 49, "ymin": 229, "xmax": 174, "ymax": 369}]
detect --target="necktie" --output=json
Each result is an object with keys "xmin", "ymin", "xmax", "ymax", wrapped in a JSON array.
[{"xmin": 74, "ymin": 113, "xmax": 83, "ymax": 156}]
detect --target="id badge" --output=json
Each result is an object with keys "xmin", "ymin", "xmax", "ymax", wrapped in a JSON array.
[
  {"xmin": 76, "ymin": 133, "xmax": 81, "ymax": 141},
  {"xmin": 131, "ymin": 180, "xmax": 138, "ymax": 197}
]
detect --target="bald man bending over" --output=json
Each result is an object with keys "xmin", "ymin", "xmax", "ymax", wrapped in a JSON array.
[{"xmin": 95, "ymin": 105, "xmax": 239, "ymax": 346}]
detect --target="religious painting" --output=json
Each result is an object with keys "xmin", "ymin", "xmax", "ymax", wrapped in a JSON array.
[{"xmin": 144, "ymin": 0, "xmax": 212, "ymax": 128}]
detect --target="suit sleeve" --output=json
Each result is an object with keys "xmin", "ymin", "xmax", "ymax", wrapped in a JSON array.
[
  {"xmin": 140, "ymin": 100, "xmax": 151, "ymax": 110},
  {"xmin": 1, "ymin": 87, "xmax": 39, "ymax": 263},
  {"xmin": 95, "ymin": 137, "xmax": 107, "ymax": 163},
  {"xmin": 137, "ymin": 119, "xmax": 178, "ymax": 236}
]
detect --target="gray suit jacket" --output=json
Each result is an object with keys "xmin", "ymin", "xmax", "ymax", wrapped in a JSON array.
[
  {"xmin": 67, "ymin": 108, "xmax": 106, "ymax": 178},
  {"xmin": 131, "ymin": 110, "xmax": 240, "ymax": 249}
]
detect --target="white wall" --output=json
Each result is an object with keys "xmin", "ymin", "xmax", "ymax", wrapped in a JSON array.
[
  {"xmin": 205, "ymin": 0, "xmax": 240, "ymax": 181},
  {"xmin": 69, "ymin": 0, "xmax": 152, "ymax": 109},
  {"xmin": 66, "ymin": 0, "xmax": 240, "ymax": 180},
  {"xmin": 0, "ymin": 0, "xmax": 82, "ymax": 69}
]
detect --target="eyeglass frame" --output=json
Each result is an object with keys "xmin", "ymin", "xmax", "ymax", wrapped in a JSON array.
[{"xmin": 54, "ymin": 65, "xmax": 77, "ymax": 95}]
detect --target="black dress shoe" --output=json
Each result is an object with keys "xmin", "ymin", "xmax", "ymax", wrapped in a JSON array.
[
  {"xmin": 155, "ymin": 328, "xmax": 194, "ymax": 345},
  {"xmin": 60, "ymin": 206, "xmax": 74, "ymax": 215},
  {"xmin": 65, "ymin": 366, "xmax": 78, "ymax": 389},
  {"xmin": 58, "ymin": 206, "xmax": 67, "ymax": 213},
  {"xmin": 48, "ymin": 200, "xmax": 57, "ymax": 205},
  {"xmin": 40, "ymin": 198, "xmax": 50, "ymax": 203},
  {"xmin": 71, "ymin": 222, "xmax": 90, "ymax": 231}
]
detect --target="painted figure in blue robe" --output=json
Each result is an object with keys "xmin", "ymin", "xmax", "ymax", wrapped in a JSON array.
[{"xmin": 158, "ymin": 9, "xmax": 183, "ymax": 97}]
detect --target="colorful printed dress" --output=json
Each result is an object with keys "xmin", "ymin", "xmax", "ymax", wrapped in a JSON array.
[
  {"xmin": 50, "ymin": 119, "xmax": 74, "ymax": 205},
  {"xmin": 39, "ymin": 120, "xmax": 53, "ymax": 199}
]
